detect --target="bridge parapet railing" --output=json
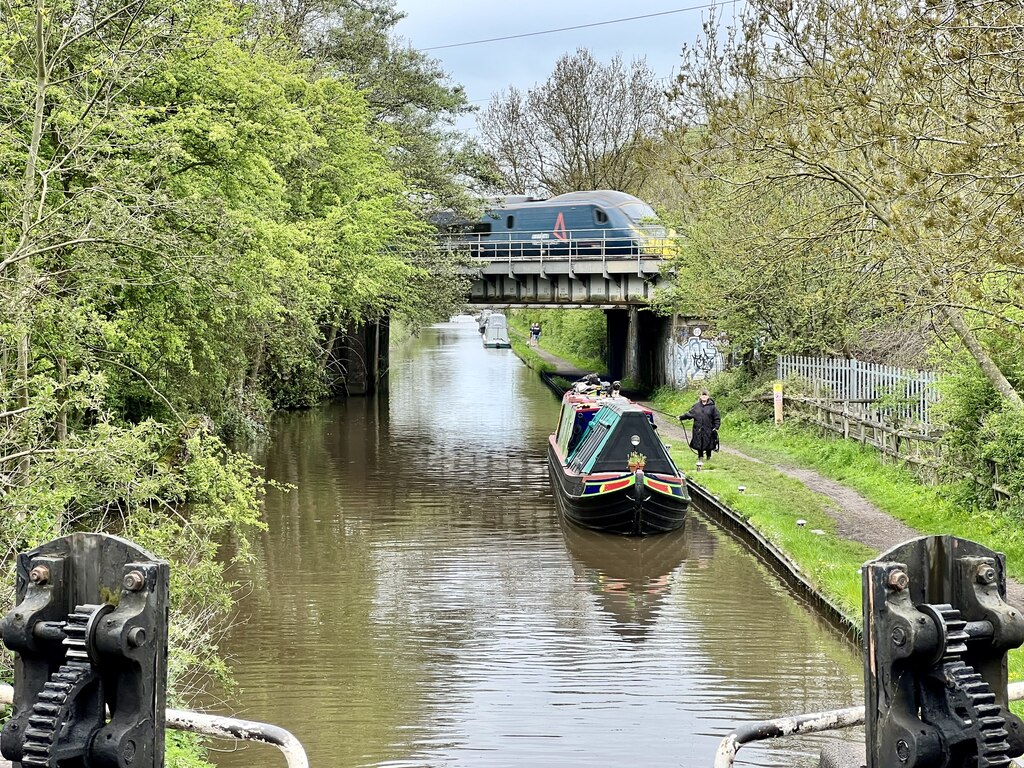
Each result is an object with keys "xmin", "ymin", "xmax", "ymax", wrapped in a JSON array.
[{"xmin": 435, "ymin": 229, "xmax": 682, "ymax": 261}]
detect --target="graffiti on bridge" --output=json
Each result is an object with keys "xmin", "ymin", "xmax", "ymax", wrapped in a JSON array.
[{"xmin": 667, "ymin": 327, "xmax": 725, "ymax": 385}]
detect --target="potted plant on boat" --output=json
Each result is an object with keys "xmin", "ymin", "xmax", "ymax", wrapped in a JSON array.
[{"xmin": 627, "ymin": 451, "xmax": 647, "ymax": 471}]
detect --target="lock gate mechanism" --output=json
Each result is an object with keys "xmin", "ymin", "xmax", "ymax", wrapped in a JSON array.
[
  {"xmin": 864, "ymin": 535, "xmax": 1024, "ymax": 768},
  {"xmin": 0, "ymin": 533, "xmax": 169, "ymax": 767}
]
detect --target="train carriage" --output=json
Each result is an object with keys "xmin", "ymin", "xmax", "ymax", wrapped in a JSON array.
[{"xmin": 452, "ymin": 190, "xmax": 671, "ymax": 257}]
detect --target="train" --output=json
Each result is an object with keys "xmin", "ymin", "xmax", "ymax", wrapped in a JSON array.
[{"xmin": 445, "ymin": 190, "xmax": 673, "ymax": 257}]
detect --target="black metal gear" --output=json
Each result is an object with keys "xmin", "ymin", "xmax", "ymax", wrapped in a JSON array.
[
  {"xmin": 19, "ymin": 604, "xmax": 104, "ymax": 767},
  {"xmin": 923, "ymin": 603, "xmax": 1012, "ymax": 767},
  {"xmin": 940, "ymin": 660, "xmax": 1012, "ymax": 767}
]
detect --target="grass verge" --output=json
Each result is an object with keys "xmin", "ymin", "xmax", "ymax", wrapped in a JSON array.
[
  {"xmin": 507, "ymin": 312, "xmax": 604, "ymax": 373},
  {"xmin": 509, "ymin": 330, "xmax": 556, "ymax": 373},
  {"xmin": 653, "ymin": 385, "xmax": 1024, "ymax": 691}
]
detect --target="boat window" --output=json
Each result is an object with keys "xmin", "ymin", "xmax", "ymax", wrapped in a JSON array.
[
  {"xmin": 593, "ymin": 208, "xmax": 608, "ymax": 225},
  {"xmin": 567, "ymin": 421, "xmax": 610, "ymax": 473},
  {"xmin": 506, "ymin": 215, "xmax": 515, "ymax": 229},
  {"xmin": 556, "ymin": 405, "xmax": 578, "ymax": 453}
]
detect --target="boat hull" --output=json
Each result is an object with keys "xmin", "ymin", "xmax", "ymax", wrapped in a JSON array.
[{"xmin": 547, "ymin": 443, "xmax": 688, "ymax": 535}]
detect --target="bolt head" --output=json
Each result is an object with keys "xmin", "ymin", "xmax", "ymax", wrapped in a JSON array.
[
  {"xmin": 127, "ymin": 627, "xmax": 147, "ymax": 648},
  {"xmin": 123, "ymin": 570, "xmax": 145, "ymax": 592},
  {"xmin": 887, "ymin": 569, "xmax": 909, "ymax": 591},
  {"xmin": 891, "ymin": 626, "xmax": 907, "ymax": 647},
  {"xmin": 896, "ymin": 739, "xmax": 910, "ymax": 762},
  {"xmin": 28, "ymin": 565, "xmax": 49, "ymax": 586},
  {"xmin": 977, "ymin": 564, "xmax": 997, "ymax": 585}
]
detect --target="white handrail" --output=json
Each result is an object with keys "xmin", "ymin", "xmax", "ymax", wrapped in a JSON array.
[{"xmin": 713, "ymin": 681, "xmax": 1024, "ymax": 768}]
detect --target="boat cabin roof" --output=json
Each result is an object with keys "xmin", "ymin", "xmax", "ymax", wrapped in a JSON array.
[{"xmin": 556, "ymin": 397, "xmax": 678, "ymax": 476}]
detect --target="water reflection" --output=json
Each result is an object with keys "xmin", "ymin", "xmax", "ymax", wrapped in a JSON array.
[
  {"xmin": 560, "ymin": 516, "xmax": 711, "ymax": 642},
  {"xmin": 210, "ymin": 322, "xmax": 863, "ymax": 768}
]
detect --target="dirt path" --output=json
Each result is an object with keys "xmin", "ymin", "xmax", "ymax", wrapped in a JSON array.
[{"xmin": 646, "ymin": 404, "xmax": 1024, "ymax": 610}]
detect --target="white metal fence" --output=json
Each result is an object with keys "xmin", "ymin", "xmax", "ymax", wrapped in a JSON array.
[{"xmin": 776, "ymin": 356, "xmax": 941, "ymax": 427}]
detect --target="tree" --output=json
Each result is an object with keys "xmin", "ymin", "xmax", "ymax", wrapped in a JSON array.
[
  {"xmin": 667, "ymin": 0, "xmax": 1024, "ymax": 406},
  {"xmin": 478, "ymin": 49, "xmax": 667, "ymax": 196}
]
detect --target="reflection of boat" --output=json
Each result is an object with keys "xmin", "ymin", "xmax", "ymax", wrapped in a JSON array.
[
  {"xmin": 547, "ymin": 377, "xmax": 689, "ymax": 535},
  {"xmin": 560, "ymin": 517, "xmax": 692, "ymax": 641},
  {"xmin": 481, "ymin": 313, "xmax": 511, "ymax": 348}
]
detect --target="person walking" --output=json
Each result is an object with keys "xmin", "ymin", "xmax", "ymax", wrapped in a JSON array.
[
  {"xmin": 678, "ymin": 389, "xmax": 721, "ymax": 460},
  {"xmin": 529, "ymin": 322, "xmax": 541, "ymax": 347}
]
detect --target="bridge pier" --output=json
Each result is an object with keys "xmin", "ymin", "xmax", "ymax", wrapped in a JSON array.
[{"xmin": 605, "ymin": 308, "xmax": 672, "ymax": 390}]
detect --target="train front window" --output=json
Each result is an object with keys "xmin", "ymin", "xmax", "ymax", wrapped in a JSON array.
[{"xmin": 620, "ymin": 202, "xmax": 658, "ymax": 222}]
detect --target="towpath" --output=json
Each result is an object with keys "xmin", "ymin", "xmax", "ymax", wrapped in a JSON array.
[
  {"xmin": 527, "ymin": 343, "xmax": 1024, "ymax": 609},
  {"xmin": 647, "ymin": 404, "xmax": 1024, "ymax": 610}
]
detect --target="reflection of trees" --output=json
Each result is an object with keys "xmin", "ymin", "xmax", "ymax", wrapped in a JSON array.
[
  {"xmin": 668, "ymin": 516, "xmax": 864, "ymax": 762},
  {"xmin": 560, "ymin": 516, "xmax": 713, "ymax": 642},
  {"xmin": 214, "ymin": 325, "xmax": 566, "ymax": 766}
]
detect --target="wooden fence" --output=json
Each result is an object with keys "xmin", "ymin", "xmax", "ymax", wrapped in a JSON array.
[
  {"xmin": 777, "ymin": 355, "xmax": 940, "ymax": 428},
  {"xmin": 775, "ymin": 356, "xmax": 1012, "ymax": 503},
  {"xmin": 783, "ymin": 395, "xmax": 944, "ymax": 483}
]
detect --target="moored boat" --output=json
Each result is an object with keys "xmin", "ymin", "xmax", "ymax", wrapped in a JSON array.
[
  {"xmin": 547, "ymin": 376, "xmax": 689, "ymax": 535},
  {"xmin": 481, "ymin": 313, "xmax": 511, "ymax": 348}
]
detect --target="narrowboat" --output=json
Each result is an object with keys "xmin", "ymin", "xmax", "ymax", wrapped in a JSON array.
[
  {"xmin": 547, "ymin": 378, "xmax": 689, "ymax": 535},
  {"xmin": 481, "ymin": 313, "xmax": 511, "ymax": 348}
]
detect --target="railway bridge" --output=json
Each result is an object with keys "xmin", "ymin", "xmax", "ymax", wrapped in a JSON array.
[
  {"xmin": 462, "ymin": 245, "xmax": 677, "ymax": 386},
  {"xmin": 334, "ymin": 239, "xmax": 724, "ymax": 397}
]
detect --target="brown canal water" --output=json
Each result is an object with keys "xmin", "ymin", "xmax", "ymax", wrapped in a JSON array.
[{"xmin": 210, "ymin": 321, "xmax": 864, "ymax": 768}]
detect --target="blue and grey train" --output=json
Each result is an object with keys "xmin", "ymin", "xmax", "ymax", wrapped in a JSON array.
[{"xmin": 452, "ymin": 190, "xmax": 671, "ymax": 257}]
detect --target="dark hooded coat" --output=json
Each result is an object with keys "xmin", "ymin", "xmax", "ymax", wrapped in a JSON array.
[{"xmin": 678, "ymin": 398, "xmax": 721, "ymax": 455}]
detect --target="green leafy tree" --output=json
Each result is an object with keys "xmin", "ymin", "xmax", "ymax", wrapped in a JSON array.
[{"xmin": 668, "ymin": 0, "xmax": 1024, "ymax": 407}]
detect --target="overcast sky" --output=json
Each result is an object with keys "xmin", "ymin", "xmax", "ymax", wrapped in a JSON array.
[{"xmin": 392, "ymin": 2, "xmax": 721, "ymax": 133}]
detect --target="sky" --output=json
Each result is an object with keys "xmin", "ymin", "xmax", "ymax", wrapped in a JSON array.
[{"xmin": 392, "ymin": 2, "xmax": 722, "ymax": 133}]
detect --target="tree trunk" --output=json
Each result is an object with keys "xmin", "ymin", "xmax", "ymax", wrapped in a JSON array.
[
  {"xmin": 940, "ymin": 305, "xmax": 1023, "ymax": 409},
  {"xmin": 14, "ymin": 0, "xmax": 48, "ymax": 485}
]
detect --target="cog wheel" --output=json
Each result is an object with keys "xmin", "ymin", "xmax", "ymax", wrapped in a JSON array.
[
  {"xmin": 19, "ymin": 604, "xmax": 104, "ymax": 767},
  {"xmin": 942, "ymin": 660, "xmax": 1012, "ymax": 767},
  {"xmin": 919, "ymin": 602, "xmax": 1011, "ymax": 767}
]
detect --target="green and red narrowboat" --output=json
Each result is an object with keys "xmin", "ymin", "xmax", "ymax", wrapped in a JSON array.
[{"xmin": 547, "ymin": 385, "xmax": 689, "ymax": 535}]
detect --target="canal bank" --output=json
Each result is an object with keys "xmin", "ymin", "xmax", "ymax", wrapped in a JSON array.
[
  {"xmin": 519, "ymin": 344, "xmax": 1024, "ymax": 618},
  {"xmin": 210, "ymin": 322, "xmax": 863, "ymax": 768}
]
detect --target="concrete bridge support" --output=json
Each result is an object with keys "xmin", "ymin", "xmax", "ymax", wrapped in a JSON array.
[
  {"xmin": 604, "ymin": 308, "xmax": 672, "ymax": 390},
  {"xmin": 327, "ymin": 317, "xmax": 390, "ymax": 396}
]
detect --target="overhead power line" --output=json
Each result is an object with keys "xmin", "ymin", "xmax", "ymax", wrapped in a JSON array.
[{"xmin": 421, "ymin": 4, "xmax": 722, "ymax": 51}]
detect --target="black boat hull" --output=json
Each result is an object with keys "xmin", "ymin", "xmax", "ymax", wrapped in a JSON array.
[{"xmin": 547, "ymin": 444, "xmax": 688, "ymax": 535}]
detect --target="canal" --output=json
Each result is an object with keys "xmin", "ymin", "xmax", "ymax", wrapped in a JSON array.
[{"xmin": 211, "ymin": 321, "xmax": 863, "ymax": 768}]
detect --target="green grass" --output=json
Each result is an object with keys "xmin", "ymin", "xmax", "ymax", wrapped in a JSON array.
[
  {"xmin": 509, "ymin": 330, "xmax": 555, "ymax": 373},
  {"xmin": 507, "ymin": 311, "xmax": 605, "ymax": 373},
  {"xmin": 654, "ymin": 385, "xmax": 1024, "ymax": 690},
  {"xmin": 668, "ymin": 444, "xmax": 872, "ymax": 619}
]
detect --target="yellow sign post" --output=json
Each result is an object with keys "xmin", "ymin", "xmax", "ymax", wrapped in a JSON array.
[{"xmin": 773, "ymin": 381, "xmax": 784, "ymax": 425}]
